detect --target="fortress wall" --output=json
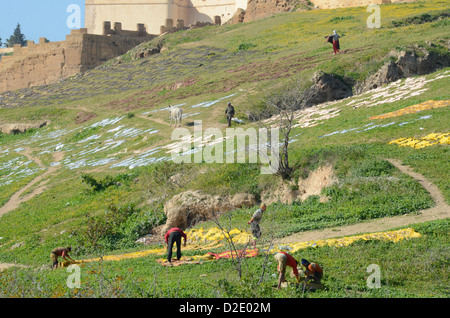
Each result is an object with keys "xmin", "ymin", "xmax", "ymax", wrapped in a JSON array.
[
  {"xmin": 86, "ymin": 0, "xmax": 178, "ymax": 35},
  {"xmin": 85, "ymin": 0, "xmax": 247, "ymax": 34},
  {"xmin": 187, "ymin": 0, "xmax": 245, "ymax": 25},
  {"xmin": 0, "ymin": 39, "xmax": 68, "ymax": 93},
  {"xmin": 0, "ymin": 29, "xmax": 156, "ymax": 93}
]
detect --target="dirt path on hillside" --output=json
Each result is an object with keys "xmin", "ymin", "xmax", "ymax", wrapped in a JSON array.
[
  {"xmin": 1, "ymin": 158, "xmax": 448, "ymax": 271},
  {"xmin": 0, "ymin": 150, "xmax": 64, "ymax": 218},
  {"xmin": 275, "ymin": 159, "xmax": 450, "ymax": 244}
]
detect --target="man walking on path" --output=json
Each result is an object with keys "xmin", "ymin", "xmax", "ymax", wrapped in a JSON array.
[
  {"xmin": 164, "ymin": 227, "xmax": 187, "ymax": 264},
  {"xmin": 274, "ymin": 251, "xmax": 301, "ymax": 289},
  {"xmin": 247, "ymin": 203, "xmax": 266, "ymax": 248},
  {"xmin": 225, "ymin": 102, "xmax": 235, "ymax": 127},
  {"xmin": 331, "ymin": 30, "xmax": 340, "ymax": 55}
]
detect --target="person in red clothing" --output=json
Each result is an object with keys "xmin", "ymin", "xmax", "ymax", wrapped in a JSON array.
[
  {"xmin": 274, "ymin": 251, "xmax": 301, "ymax": 289},
  {"xmin": 301, "ymin": 258, "xmax": 323, "ymax": 283},
  {"xmin": 164, "ymin": 227, "xmax": 187, "ymax": 264}
]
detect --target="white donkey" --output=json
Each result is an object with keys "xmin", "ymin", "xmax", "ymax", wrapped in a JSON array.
[{"xmin": 169, "ymin": 105, "xmax": 183, "ymax": 127}]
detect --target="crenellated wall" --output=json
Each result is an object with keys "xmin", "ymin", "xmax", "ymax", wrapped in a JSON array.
[
  {"xmin": 0, "ymin": 28, "xmax": 156, "ymax": 93},
  {"xmin": 85, "ymin": 0, "xmax": 248, "ymax": 35}
]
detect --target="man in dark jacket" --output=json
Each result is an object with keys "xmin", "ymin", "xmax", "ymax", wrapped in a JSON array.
[
  {"xmin": 225, "ymin": 102, "xmax": 235, "ymax": 127},
  {"xmin": 164, "ymin": 227, "xmax": 187, "ymax": 264}
]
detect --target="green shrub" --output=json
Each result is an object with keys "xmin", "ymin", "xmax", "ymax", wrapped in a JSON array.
[
  {"xmin": 81, "ymin": 173, "xmax": 134, "ymax": 193},
  {"xmin": 237, "ymin": 43, "xmax": 257, "ymax": 51},
  {"xmin": 70, "ymin": 126, "xmax": 100, "ymax": 142},
  {"xmin": 350, "ymin": 159, "xmax": 395, "ymax": 178},
  {"xmin": 391, "ymin": 10, "xmax": 450, "ymax": 27},
  {"xmin": 76, "ymin": 204, "xmax": 165, "ymax": 252},
  {"xmin": 328, "ymin": 16, "xmax": 354, "ymax": 23}
]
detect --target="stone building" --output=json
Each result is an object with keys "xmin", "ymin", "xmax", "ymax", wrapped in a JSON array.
[{"xmin": 85, "ymin": 0, "xmax": 249, "ymax": 35}]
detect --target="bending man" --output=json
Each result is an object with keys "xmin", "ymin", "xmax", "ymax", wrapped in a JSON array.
[
  {"xmin": 164, "ymin": 227, "xmax": 187, "ymax": 264},
  {"xmin": 274, "ymin": 251, "xmax": 301, "ymax": 289},
  {"xmin": 50, "ymin": 246, "xmax": 75, "ymax": 269}
]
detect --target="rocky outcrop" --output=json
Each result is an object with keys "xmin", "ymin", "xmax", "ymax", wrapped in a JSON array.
[
  {"xmin": 227, "ymin": 8, "xmax": 246, "ymax": 25},
  {"xmin": 355, "ymin": 43, "xmax": 450, "ymax": 94},
  {"xmin": 301, "ymin": 71, "xmax": 353, "ymax": 107},
  {"xmin": 161, "ymin": 190, "xmax": 256, "ymax": 234},
  {"xmin": 0, "ymin": 121, "xmax": 48, "ymax": 134},
  {"xmin": 261, "ymin": 164, "xmax": 337, "ymax": 204},
  {"xmin": 227, "ymin": 0, "xmax": 312, "ymax": 24}
]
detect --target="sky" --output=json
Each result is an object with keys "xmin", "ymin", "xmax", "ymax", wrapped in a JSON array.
[{"xmin": 0, "ymin": 0, "xmax": 85, "ymax": 46}]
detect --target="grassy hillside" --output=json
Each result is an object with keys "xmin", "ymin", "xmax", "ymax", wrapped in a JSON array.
[{"xmin": 0, "ymin": 0, "xmax": 449, "ymax": 299}]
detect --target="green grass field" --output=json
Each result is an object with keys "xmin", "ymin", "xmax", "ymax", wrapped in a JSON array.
[{"xmin": 0, "ymin": 0, "xmax": 449, "ymax": 299}]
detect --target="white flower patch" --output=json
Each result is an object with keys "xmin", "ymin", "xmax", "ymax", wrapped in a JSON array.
[
  {"xmin": 19, "ymin": 128, "xmax": 80, "ymax": 147},
  {"xmin": 181, "ymin": 112, "xmax": 200, "ymax": 119},
  {"xmin": 318, "ymin": 115, "xmax": 432, "ymax": 138},
  {"xmin": 0, "ymin": 148, "xmax": 9, "ymax": 159},
  {"xmin": 90, "ymin": 116, "xmax": 125, "ymax": 128},
  {"xmin": 111, "ymin": 127, "xmax": 158, "ymax": 138},
  {"xmin": 232, "ymin": 118, "xmax": 245, "ymax": 124},
  {"xmin": 54, "ymin": 143, "xmax": 64, "ymax": 151},
  {"xmin": 74, "ymin": 140, "xmax": 127, "ymax": 157},
  {"xmin": 190, "ymin": 93, "xmax": 238, "ymax": 108},
  {"xmin": 77, "ymin": 134, "xmax": 101, "ymax": 143},
  {"xmin": 350, "ymin": 71, "xmax": 450, "ymax": 109},
  {"xmin": 110, "ymin": 147, "xmax": 169, "ymax": 169},
  {"xmin": 142, "ymin": 103, "xmax": 186, "ymax": 115},
  {"xmin": 65, "ymin": 158, "xmax": 118, "ymax": 170},
  {"xmin": 162, "ymin": 134, "xmax": 231, "ymax": 154},
  {"xmin": 264, "ymin": 105, "xmax": 341, "ymax": 129},
  {"xmin": 0, "ymin": 157, "xmax": 43, "ymax": 187}
]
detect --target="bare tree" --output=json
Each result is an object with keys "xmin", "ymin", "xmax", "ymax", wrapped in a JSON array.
[
  {"xmin": 139, "ymin": 161, "xmax": 188, "ymax": 211},
  {"xmin": 256, "ymin": 80, "xmax": 307, "ymax": 179},
  {"xmin": 211, "ymin": 213, "xmax": 252, "ymax": 280}
]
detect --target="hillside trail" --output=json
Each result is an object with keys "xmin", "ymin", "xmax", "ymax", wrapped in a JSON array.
[
  {"xmin": 274, "ymin": 159, "xmax": 450, "ymax": 244},
  {"xmin": 1, "ymin": 158, "xmax": 448, "ymax": 271},
  {"xmin": 0, "ymin": 149, "xmax": 64, "ymax": 218}
]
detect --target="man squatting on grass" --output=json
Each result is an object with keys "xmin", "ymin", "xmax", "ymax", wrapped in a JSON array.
[
  {"xmin": 164, "ymin": 227, "xmax": 187, "ymax": 263},
  {"xmin": 247, "ymin": 203, "xmax": 266, "ymax": 248},
  {"xmin": 50, "ymin": 246, "xmax": 76, "ymax": 269},
  {"xmin": 274, "ymin": 251, "xmax": 301, "ymax": 289},
  {"xmin": 301, "ymin": 258, "xmax": 323, "ymax": 283}
]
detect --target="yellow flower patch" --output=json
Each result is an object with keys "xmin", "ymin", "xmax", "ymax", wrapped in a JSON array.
[
  {"xmin": 370, "ymin": 100, "xmax": 450, "ymax": 120},
  {"xmin": 389, "ymin": 132, "xmax": 450, "ymax": 149},
  {"xmin": 67, "ymin": 228, "xmax": 422, "ymax": 265},
  {"xmin": 267, "ymin": 228, "xmax": 421, "ymax": 254},
  {"xmin": 186, "ymin": 227, "xmax": 252, "ymax": 245}
]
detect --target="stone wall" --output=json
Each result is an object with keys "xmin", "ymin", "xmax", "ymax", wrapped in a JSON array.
[
  {"xmin": 0, "ymin": 28, "xmax": 155, "ymax": 93},
  {"xmin": 85, "ymin": 0, "xmax": 248, "ymax": 35}
]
